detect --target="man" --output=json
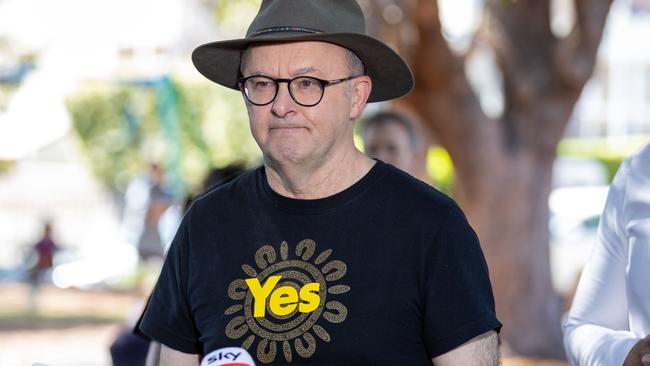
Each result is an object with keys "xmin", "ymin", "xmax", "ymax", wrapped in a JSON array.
[
  {"xmin": 139, "ymin": 1, "xmax": 501, "ymax": 365},
  {"xmin": 361, "ymin": 111, "xmax": 421, "ymax": 177}
]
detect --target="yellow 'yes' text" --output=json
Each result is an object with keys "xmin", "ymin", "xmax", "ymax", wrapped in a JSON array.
[{"xmin": 245, "ymin": 276, "xmax": 321, "ymax": 318}]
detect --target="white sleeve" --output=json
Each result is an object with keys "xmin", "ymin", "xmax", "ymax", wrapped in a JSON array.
[{"xmin": 563, "ymin": 159, "xmax": 640, "ymax": 366}]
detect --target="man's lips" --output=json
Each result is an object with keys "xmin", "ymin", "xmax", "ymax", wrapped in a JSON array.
[
  {"xmin": 269, "ymin": 126, "xmax": 308, "ymax": 132},
  {"xmin": 269, "ymin": 125, "xmax": 307, "ymax": 129}
]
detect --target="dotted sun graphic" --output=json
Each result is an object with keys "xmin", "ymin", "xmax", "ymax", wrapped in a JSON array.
[{"xmin": 225, "ymin": 239, "xmax": 350, "ymax": 364}]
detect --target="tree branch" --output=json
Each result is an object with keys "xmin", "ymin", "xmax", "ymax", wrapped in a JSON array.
[
  {"xmin": 484, "ymin": 0, "xmax": 560, "ymax": 154},
  {"xmin": 539, "ymin": 0, "xmax": 613, "ymax": 151},
  {"xmin": 553, "ymin": 0, "xmax": 613, "ymax": 92},
  {"xmin": 400, "ymin": 0, "xmax": 498, "ymax": 197}
]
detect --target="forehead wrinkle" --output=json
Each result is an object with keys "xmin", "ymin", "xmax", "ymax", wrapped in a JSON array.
[
  {"xmin": 242, "ymin": 67, "xmax": 323, "ymax": 79},
  {"xmin": 291, "ymin": 66, "xmax": 322, "ymax": 77}
]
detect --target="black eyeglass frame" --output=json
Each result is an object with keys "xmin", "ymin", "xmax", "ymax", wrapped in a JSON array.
[{"xmin": 238, "ymin": 75, "xmax": 361, "ymax": 107}]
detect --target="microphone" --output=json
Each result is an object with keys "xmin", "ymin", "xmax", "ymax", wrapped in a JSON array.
[{"xmin": 200, "ymin": 347, "xmax": 256, "ymax": 366}]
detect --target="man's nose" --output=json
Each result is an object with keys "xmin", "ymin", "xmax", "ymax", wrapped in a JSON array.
[{"xmin": 271, "ymin": 82, "xmax": 296, "ymax": 117}]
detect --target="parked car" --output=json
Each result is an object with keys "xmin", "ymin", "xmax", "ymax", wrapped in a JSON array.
[{"xmin": 548, "ymin": 185, "xmax": 609, "ymax": 295}]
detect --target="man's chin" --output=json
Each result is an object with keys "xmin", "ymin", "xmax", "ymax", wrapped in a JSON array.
[
  {"xmin": 264, "ymin": 146, "xmax": 323, "ymax": 169},
  {"xmin": 265, "ymin": 148, "xmax": 308, "ymax": 166}
]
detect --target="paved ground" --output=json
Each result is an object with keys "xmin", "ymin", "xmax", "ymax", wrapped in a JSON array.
[
  {"xmin": 0, "ymin": 324, "xmax": 121, "ymax": 366},
  {"xmin": 0, "ymin": 282, "xmax": 146, "ymax": 366}
]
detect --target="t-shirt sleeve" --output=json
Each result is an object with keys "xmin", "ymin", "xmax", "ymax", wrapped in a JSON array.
[
  {"xmin": 422, "ymin": 205, "xmax": 502, "ymax": 357},
  {"xmin": 138, "ymin": 211, "xmax": 202, "ymax": 354}
]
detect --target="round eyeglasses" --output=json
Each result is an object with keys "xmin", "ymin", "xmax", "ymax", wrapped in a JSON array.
[{"xmin": 238, "ymin": 75, "xmax": 360, "ymax": 107}]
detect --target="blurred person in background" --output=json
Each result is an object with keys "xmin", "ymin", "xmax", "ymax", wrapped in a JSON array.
[
  {"xmin": 360, "ymin": 110, "xmax": 433, "ymax": 185},
  {"xmin": 194, "ymin": 163, "xmax": 248, "ymax": 209},
  {"xmin": 122, "ymin": 163, "xmax": 174, "ymax": 262},
  {"xmin": 27, "ymin": 220, "xmax": 59, "ymax": 308},
  {"xmin": 360, "ymin": 111, "xmax": 420, "ymax": 175},
  {"xmin": 564, "ymin": 142, "xmax": 650, "ymax": 366}
]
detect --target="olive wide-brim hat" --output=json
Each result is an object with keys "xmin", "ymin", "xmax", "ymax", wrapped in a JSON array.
[{"xmin": 191, "ymin": 0, "xmax": 414, "ymax": 103}]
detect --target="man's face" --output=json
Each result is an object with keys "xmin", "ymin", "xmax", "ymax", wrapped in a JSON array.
[
  {"xmin": 241, "ymin": 41, "xmax": 368, "ymax": 168},
  {"xmin": 362, "ymin": 121, "xmax": 416, "ymax": 174}
]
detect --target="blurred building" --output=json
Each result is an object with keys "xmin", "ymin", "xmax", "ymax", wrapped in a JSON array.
[
  {"xmin": 443, "ymin": 0, "xmax": 650, "ymax": 139},
  {"xmin": 0, "ymin": 0, "xmax": 222, "ymax": 160},
  {"xmin": 568, "ymin": 0, "xmax": 650, "ymax": 138},
  {"xmin": 0, "ymin": 0, "xmax": 225, "ymax": 285}
]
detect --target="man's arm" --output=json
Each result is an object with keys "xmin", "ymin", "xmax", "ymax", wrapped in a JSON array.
[
  {"xmin": 432, "ymin": 330, "xmax": 499, "ymax": 366},
  {"xmin": 159, "ymin": 344, "xmax": 200, "ymax": 366},
  {"xmin": 563, "ymin": 158, "xmax": 640, "ymax": 365}
]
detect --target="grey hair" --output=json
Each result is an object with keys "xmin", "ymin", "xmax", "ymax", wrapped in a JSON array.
[
  {"xmin": 344, "ymin": 49, "xmax": 365, "ymax": 76},
  {"xmin": 239, "ymin": 48, "xmax": 250, "ymax": 77},
  {"xmin": 343, "ymin": 49, "xmax": 364, "ymax": 97}
]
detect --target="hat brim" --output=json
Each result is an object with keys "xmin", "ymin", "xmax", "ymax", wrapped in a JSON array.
[{"xmin": 191, "ymin": 32, "xmax": 413, "ymax": 103}]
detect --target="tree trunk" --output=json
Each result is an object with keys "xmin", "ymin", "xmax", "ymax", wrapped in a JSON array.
[
  {"xmin": 366, "ymin": 0, "xmax": 613, "ymax": 357},
  {"xmin": 467, "ymin": 153, "xmax": 565, "ymax": 357}
]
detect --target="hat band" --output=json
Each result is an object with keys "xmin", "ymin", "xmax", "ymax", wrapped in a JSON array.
[{"xmin": 249, "ymin": 27, "xmax": 322, "ymax": 38}]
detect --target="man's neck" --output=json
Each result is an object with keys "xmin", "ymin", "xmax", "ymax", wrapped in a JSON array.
[{"xmin": 264, "ymin": 149, "xmax": 375, "ymax": 200}]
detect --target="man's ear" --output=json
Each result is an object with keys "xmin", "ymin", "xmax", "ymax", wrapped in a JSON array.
[{"xmin": 349, "ymin": 76, "xmax": 372, "ymax": 120}]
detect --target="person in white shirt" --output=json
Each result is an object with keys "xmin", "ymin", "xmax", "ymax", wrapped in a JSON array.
[{"xmin": 564, "ymin": 142, "xmax": 650, "ymax": 366}]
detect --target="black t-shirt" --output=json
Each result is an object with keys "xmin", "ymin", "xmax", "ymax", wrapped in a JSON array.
[{"xmin": 139, "ymin": 161, "xmax": 501, "ymax": 365}]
